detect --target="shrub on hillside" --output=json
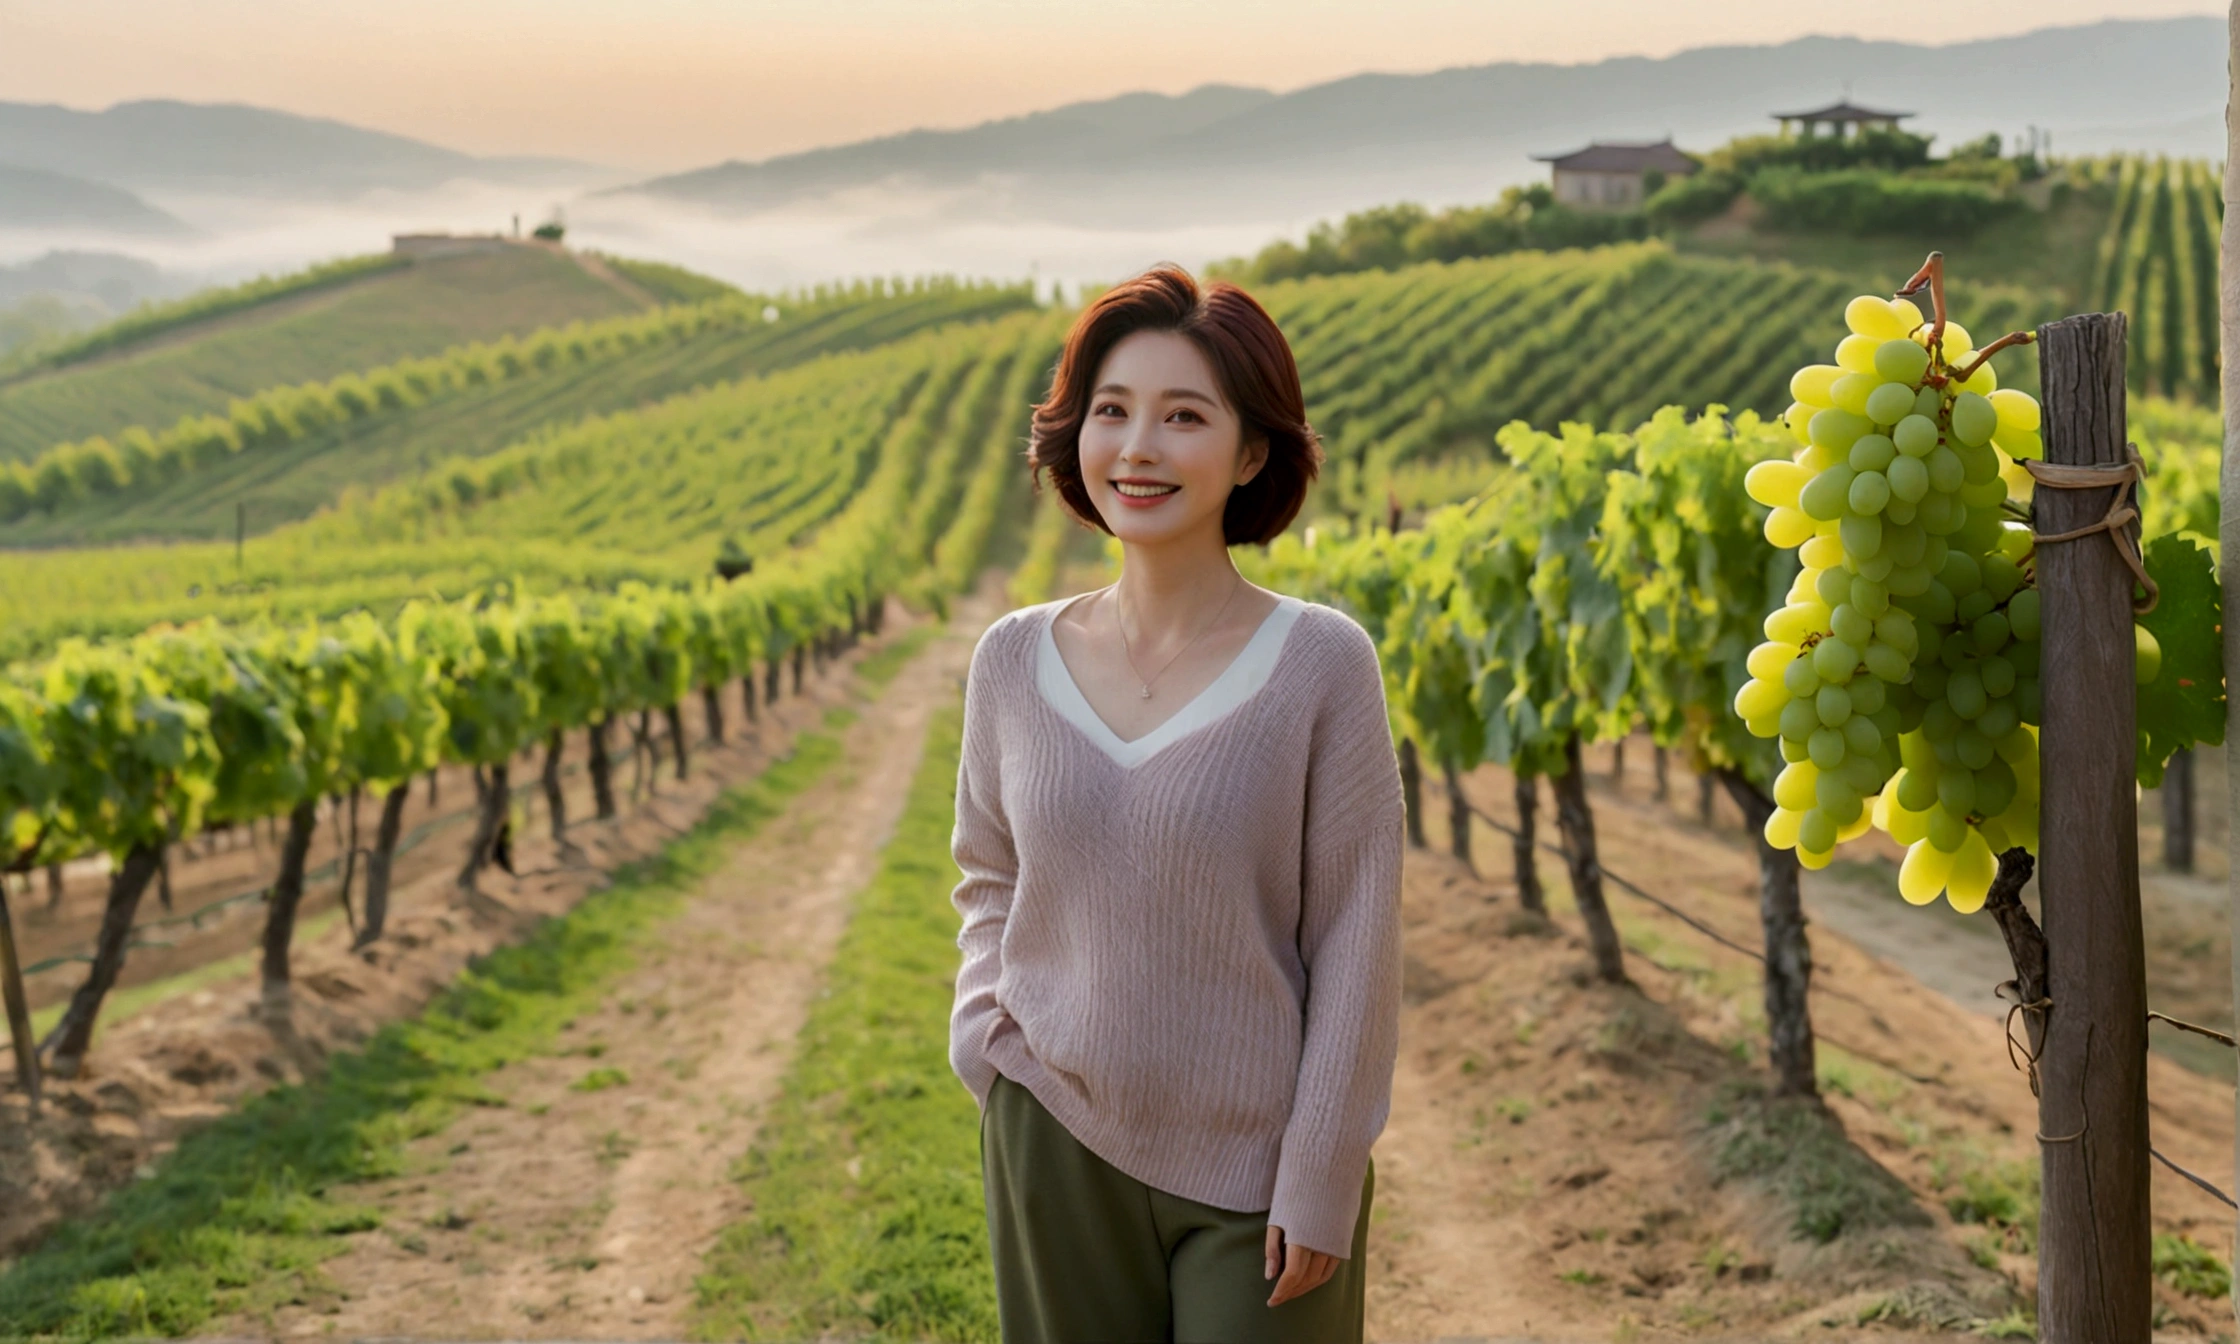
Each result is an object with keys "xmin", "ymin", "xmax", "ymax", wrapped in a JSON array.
[
  {"xmin": 1711, "ymin": 128, "xmax": 1935, "ymax": 177},
  {"xmin": 1222, "ymin": 188, "xmax": 1650, "ymax": 284},
  {"xmin": 1645, "ymin": 171, "xmax": 1744, "ymax": 226},
  {"xmin": 1747, "ymin": 168, "xmax": 2023, "ymax": 237}
]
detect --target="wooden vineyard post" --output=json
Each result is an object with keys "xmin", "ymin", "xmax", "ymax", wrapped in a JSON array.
[
  {"xmin": 2033, "ymin": 312, "xmax": 2151, "ymax": 1342},
  {"xmin": 2221, "ymin": 2, "xmax": 2239, "ymax": 1320}
]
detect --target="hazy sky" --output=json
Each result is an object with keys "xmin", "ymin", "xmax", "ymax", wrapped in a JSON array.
[{"xmin": 0, "ymin": 1, "xmax": 2218, "ymax": 173}]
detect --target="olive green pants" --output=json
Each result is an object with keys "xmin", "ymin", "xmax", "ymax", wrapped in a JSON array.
[{"xmin": 980, "ymin": 1072, "xmax": 1371, "ymax": 1344}]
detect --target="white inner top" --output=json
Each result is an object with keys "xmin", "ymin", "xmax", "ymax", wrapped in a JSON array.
[{"xmin": 1036, "ymin": 591, "xmax": 1307, "ymax": 768}]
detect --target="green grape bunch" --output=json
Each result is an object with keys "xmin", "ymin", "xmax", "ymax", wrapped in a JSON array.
[{"xmin": 1735, "ymin": 253, "xmax": 2046, "ymax": 912}]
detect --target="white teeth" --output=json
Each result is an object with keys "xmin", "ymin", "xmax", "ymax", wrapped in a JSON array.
[{"xmin": 1114, "ymin": 482, "xmax": 1178, "ymax": 498}]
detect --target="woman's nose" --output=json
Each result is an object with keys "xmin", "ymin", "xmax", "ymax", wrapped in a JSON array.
[{"xmin": 1117, "ymin": 427, "xmax": 1158, "ymax": 463}]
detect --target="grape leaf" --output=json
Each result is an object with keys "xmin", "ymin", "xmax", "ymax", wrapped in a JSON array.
[{"xmin": 2135, "ymin": 534, "xmax": 2224, "ymax": 787}]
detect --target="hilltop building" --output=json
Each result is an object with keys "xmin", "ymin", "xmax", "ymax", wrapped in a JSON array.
[
  {"xmin": 1531, "ymin": 139, "xmax": 1698, "ymax": 211},
  {"xmin": 390, "ymin": 233, "xmax": 514, "ymax": 259},
  {"xmin": 1773, "ymin": 100, "xmax": 1914, "ymax": 139}
]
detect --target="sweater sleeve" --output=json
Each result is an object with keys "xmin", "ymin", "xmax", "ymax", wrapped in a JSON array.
[
  {"xmin": 948, "ymin": 619, "xmax": 1020, "ymax": 1110},
  {"xmin": 1266, "ymin": 616, "xmax": 1405, "ymax": 1259}
]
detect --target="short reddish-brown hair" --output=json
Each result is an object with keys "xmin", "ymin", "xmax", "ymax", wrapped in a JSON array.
[{"xmin": 1028, "ymin": 265, "xmax": 1322, "ymax": 546}]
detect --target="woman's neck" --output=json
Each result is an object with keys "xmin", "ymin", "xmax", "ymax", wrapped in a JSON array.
[{"xmin": 1110, "ymin": 530, "xmax": 1243, "ymax": 641}]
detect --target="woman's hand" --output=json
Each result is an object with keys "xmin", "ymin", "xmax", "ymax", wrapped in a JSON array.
[{"xmin": 1263, "ymin": 1224, "xmax": 1338, "ymax": 1307}]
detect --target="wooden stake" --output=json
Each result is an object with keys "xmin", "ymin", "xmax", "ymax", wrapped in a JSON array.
[
  {"xmin": 2221, "ymin": 4, "xmax": 2240, "ymax": 1323},
  {"xmin": 2034, "ymin": 312, "xmax": 2149, "ymax": 1342}
]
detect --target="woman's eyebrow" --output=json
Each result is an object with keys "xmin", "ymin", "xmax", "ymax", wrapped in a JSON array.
[{"xmin": 1091, "ymin": 383, "xmax": 1219, "ymax": 406}]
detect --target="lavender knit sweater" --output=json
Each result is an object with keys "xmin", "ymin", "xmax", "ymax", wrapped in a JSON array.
[{"xmin": 948, "ymin": 592, "xmax": 1405, "ymax": 1258}]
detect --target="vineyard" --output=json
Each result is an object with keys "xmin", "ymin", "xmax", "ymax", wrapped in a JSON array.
[
  {"xmin": 0, "ymin": 279, "xmax": 1037, "ymax": 550},
  {"xmin": 0, "ymin": 245, "xmax": 2085, "ymax": 648},
  {"xmin": 0, "ymin": 189, "xmax": 2232, "ymax": 1339},
  {"xmin": 0, "ymin": 296, "xmax": 1060, "ymax": 1098}
]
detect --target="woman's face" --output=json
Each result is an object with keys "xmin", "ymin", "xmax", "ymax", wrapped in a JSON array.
[{"xmin": 1076, "ymin": 328, "xmax": 1267, "ymax": 547}]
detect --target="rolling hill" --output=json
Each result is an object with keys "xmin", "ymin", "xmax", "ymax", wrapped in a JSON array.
[
  {"xmin": 0, "ymin": 244, "xmax": 651, "ymax": 462},
  {"xmin": 0, "ymin": 99, "xmax": 607, "ymax": 197},
  {"xmin": 611, "ymin": 17, "xmax": 2222, "ymax": 225},
  {"xmin": 0, "ymin": 251, "xmax": 176, "ymax": 311}
]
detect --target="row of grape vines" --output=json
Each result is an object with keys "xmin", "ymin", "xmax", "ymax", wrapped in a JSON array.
[
  {"xmin": 0, "ymin": 278, "xmax": 1036, "ymax": 529},
  {"xmin": 1247, "ymin": 406, "xmax": 1791, "ymax": 993},
  {"xmin": 2077, "ymin": 155, "xmax": 2224, "ymax": 402},
  {"xmin": 2, "ymin": 309, "xmax": 1064, "ymax": 1079},
  {"xmin": 1248, "ymin": 311, "xmax": 2220, "ymax": 1101}
]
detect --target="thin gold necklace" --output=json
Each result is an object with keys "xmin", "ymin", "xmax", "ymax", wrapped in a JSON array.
[{"xmin": 1112, "ymin": 576, "xmax": 1243, "ymax": 700}]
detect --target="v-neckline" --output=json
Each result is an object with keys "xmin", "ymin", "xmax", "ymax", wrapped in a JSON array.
[{"xmin": 1035, "ymin": 589, "xmax": 1306, "ymax": 769}]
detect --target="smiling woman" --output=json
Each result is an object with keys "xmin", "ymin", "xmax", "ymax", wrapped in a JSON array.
[
  {"xmin": 1030, "ymin": 266, "xmax": 1319, "ymax": 549},
  {"xmin": 947, "ymin": 265, "xmax": 1403, "ymax": 1343}
]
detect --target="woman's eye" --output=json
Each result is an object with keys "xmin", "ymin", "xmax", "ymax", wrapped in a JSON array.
[
  {"xmin": 1168, "ymin": 408, "xmax": 1202, "ymax": 424},
  {"xmin": 1093, "ymin": 402, "xmax": 1125, "ymax": 418}
]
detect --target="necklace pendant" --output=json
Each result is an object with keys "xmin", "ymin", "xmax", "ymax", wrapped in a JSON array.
[{"xmin": 1139, "ymin": 685, "xmax": 1153, "ymax": 699}]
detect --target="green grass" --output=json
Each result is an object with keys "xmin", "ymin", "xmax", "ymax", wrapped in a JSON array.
[
  {"xmin": 1931, "ymin": 1146, "xmax": 2039, "ymax": 1253},
  {"xmin": 2153, "ymin": 1233, "xmax": 2233, "ymax": 1300},
  {"xmin": 694, "ymin": 701, "xmax": 995, "ymax": 1343},
  {"xmin": 854, "ymin": 624, "xmax": 938, "ymax": 691},
  {"xmin": 0, "ymin": 248, "xmax": 646, "ymax": 464},
  {"xmin": 0, "ymin": 714, "xmax": 855, "ymax": 1340},
  {"xmin": 1705, "ymin": 1083, "xmax": 1929, "ymax": 1244}
]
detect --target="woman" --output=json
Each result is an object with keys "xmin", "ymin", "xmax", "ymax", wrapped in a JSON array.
[{"xmin": 948, "ymin": 264, "xmax": 1404, "ymax": 1343}]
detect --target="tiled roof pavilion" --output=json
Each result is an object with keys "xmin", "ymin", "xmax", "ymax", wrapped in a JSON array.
[{"xmin": 1774, "ymin": 101, "xmax": 1914, "ymax": 136}]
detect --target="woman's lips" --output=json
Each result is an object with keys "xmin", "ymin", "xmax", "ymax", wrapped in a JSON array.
[{"xmin": 1111, "ymin": 479, "xmax": 1180, "ymax": 509}]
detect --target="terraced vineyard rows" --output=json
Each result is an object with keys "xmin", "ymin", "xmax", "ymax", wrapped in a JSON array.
[
  {"xmin": 0, "ymin": 307, "xmax": 1063, "ymax": 660},
  {"xmin": 0, "ymin": 279, "xmax": 1037, "ymax": 543},
  {"xmin": 2078, "ymin": 155, "xmax": 2224, "ymax": 400}
]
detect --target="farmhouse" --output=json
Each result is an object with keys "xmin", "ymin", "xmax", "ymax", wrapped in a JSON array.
[
  {"xmin": 1773, "ymin": 99, "xmax": 1914, "ymax": 139},
  {"xmin": 1531, "ymin": 139, "xmax": 1698, "ymax": 211}
]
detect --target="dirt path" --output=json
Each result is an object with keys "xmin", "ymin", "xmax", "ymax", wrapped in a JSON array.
[{"xmin": 226, "ymin": 596, "xmax": 989, "ymax": 1340}]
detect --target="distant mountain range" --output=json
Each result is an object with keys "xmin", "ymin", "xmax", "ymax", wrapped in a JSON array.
[
  {"xmin": 0, "ymin": 166, "xmax": 191, "ymax": 236},
  {"xmin": 0, "ymin": 17, "xmax": 2218, "ymax": 244},
  {"xmin": 608, "ymin": 16, "xmax": 2224, "ymax": 226},
  {"xmin": 0, "ymin": 99, "xmax": 608, "ymax": 200}
]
